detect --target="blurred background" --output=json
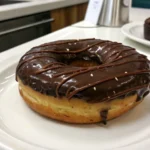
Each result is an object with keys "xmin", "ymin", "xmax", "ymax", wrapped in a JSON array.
[
  {"xmin": 132, "ymin": 0, "xmax": 150, "ymax": 8},
  {"xmin": 0, "ymin": 0, "xmax": 149, "ymax": 52}
]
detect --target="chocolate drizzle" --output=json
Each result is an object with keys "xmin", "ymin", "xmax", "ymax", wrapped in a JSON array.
[
  {"xmin": 16, "ymin": 39, "xmax": 150, "ymax": 102},
  {"xmin": 100, "ymin": 110, "xmax": 108, "ymax": 125}
]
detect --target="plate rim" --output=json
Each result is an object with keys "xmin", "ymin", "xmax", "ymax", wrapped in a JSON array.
[{"xmin": 121, "ymin": 22, "xmax": 150, "ymax": 47}]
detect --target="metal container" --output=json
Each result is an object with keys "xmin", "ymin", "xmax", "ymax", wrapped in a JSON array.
[{"xmin": 98, "ymin": 0, "xmax": 131, "ymax": 27}]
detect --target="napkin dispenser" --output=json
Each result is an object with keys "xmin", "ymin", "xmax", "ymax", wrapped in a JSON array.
[{"xmin": 98, "ymin": 0, "xmax": 131, "ymax": 27}]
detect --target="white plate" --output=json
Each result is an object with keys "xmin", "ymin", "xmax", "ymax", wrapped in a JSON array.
[
  {"xmin": 121, "ymin": 22, "xmax": 150, "ymax": 47},
  {"xmin": 0, "ymin": 54, "xmax": 150, "ymax": 150}
]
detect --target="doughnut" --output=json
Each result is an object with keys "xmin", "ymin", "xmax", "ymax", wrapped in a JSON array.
[
  {"xmin": 16, "ymin": 38, "xmax": 150, "ymax": 124},
  {"xmin": 144, "ymin": 17, "xmax": 150, "ymax": 40}
]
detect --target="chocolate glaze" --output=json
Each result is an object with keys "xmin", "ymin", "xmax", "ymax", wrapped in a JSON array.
[
  {"xmin": 100, "ymin": 110, "xmax": 108, "ymax": 125},
  {"xmin": 144, "ymin": 18, "xmax": 150, "ymax": 41},
  {"xmin": 16, "ymin": 38, "xmax": 150, "ymax": 103}
]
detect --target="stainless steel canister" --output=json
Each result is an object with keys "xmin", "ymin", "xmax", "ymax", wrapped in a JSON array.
[{"xmin": 98, "ymin": 0, "xmax": 131, "ymax": 27}]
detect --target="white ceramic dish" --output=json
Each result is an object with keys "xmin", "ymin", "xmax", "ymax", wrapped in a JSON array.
[
  {"xmin": 0, "ymin": 52, "xmax": 150, "ymax": 150},
  {"xmin": 121, "ymin": 22, "xmax": 150, "ymax": 47}
]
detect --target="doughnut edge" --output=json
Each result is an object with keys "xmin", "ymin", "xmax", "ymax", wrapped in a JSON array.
[{"xmin": 18, "ymin": 78, "xmax": 143, "ymax": 124}]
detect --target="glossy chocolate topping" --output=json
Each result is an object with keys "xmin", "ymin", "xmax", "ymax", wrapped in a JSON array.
[
  {"xmin": 100, "ymin": 110, "xmax": 108, "ymax": 125},
  {"xmin": 16, "ymin": 38, "xmax": 150, "ymax": 103},
  {"xmin": 144, "ymin": 17, "xmax": 150, "ymax": 41}
]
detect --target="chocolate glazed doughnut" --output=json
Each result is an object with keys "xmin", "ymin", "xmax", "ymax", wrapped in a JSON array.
[{"xmin": 16, "ymin": 38, "xmax": 150, "ymax": 124}]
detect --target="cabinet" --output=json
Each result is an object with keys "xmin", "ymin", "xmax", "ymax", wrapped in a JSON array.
[{"xmin": 50, "ymin": 2, "xmax": 88, "ymax": 32}]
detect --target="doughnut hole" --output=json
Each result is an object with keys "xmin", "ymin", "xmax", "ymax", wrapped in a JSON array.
[{"xmin": 70, "ymin": 60, "xmax": 99, "ymax": 67}]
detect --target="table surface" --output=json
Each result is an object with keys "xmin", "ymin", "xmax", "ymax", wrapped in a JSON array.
[{"xmin": 0, "ymin": 7, "xmax": 150, "ymax": 150}]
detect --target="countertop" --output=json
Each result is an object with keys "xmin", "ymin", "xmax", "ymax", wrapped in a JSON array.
[{"xmin": 0, "ymin": 0, "xmax": 88, "ymax": 21}]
